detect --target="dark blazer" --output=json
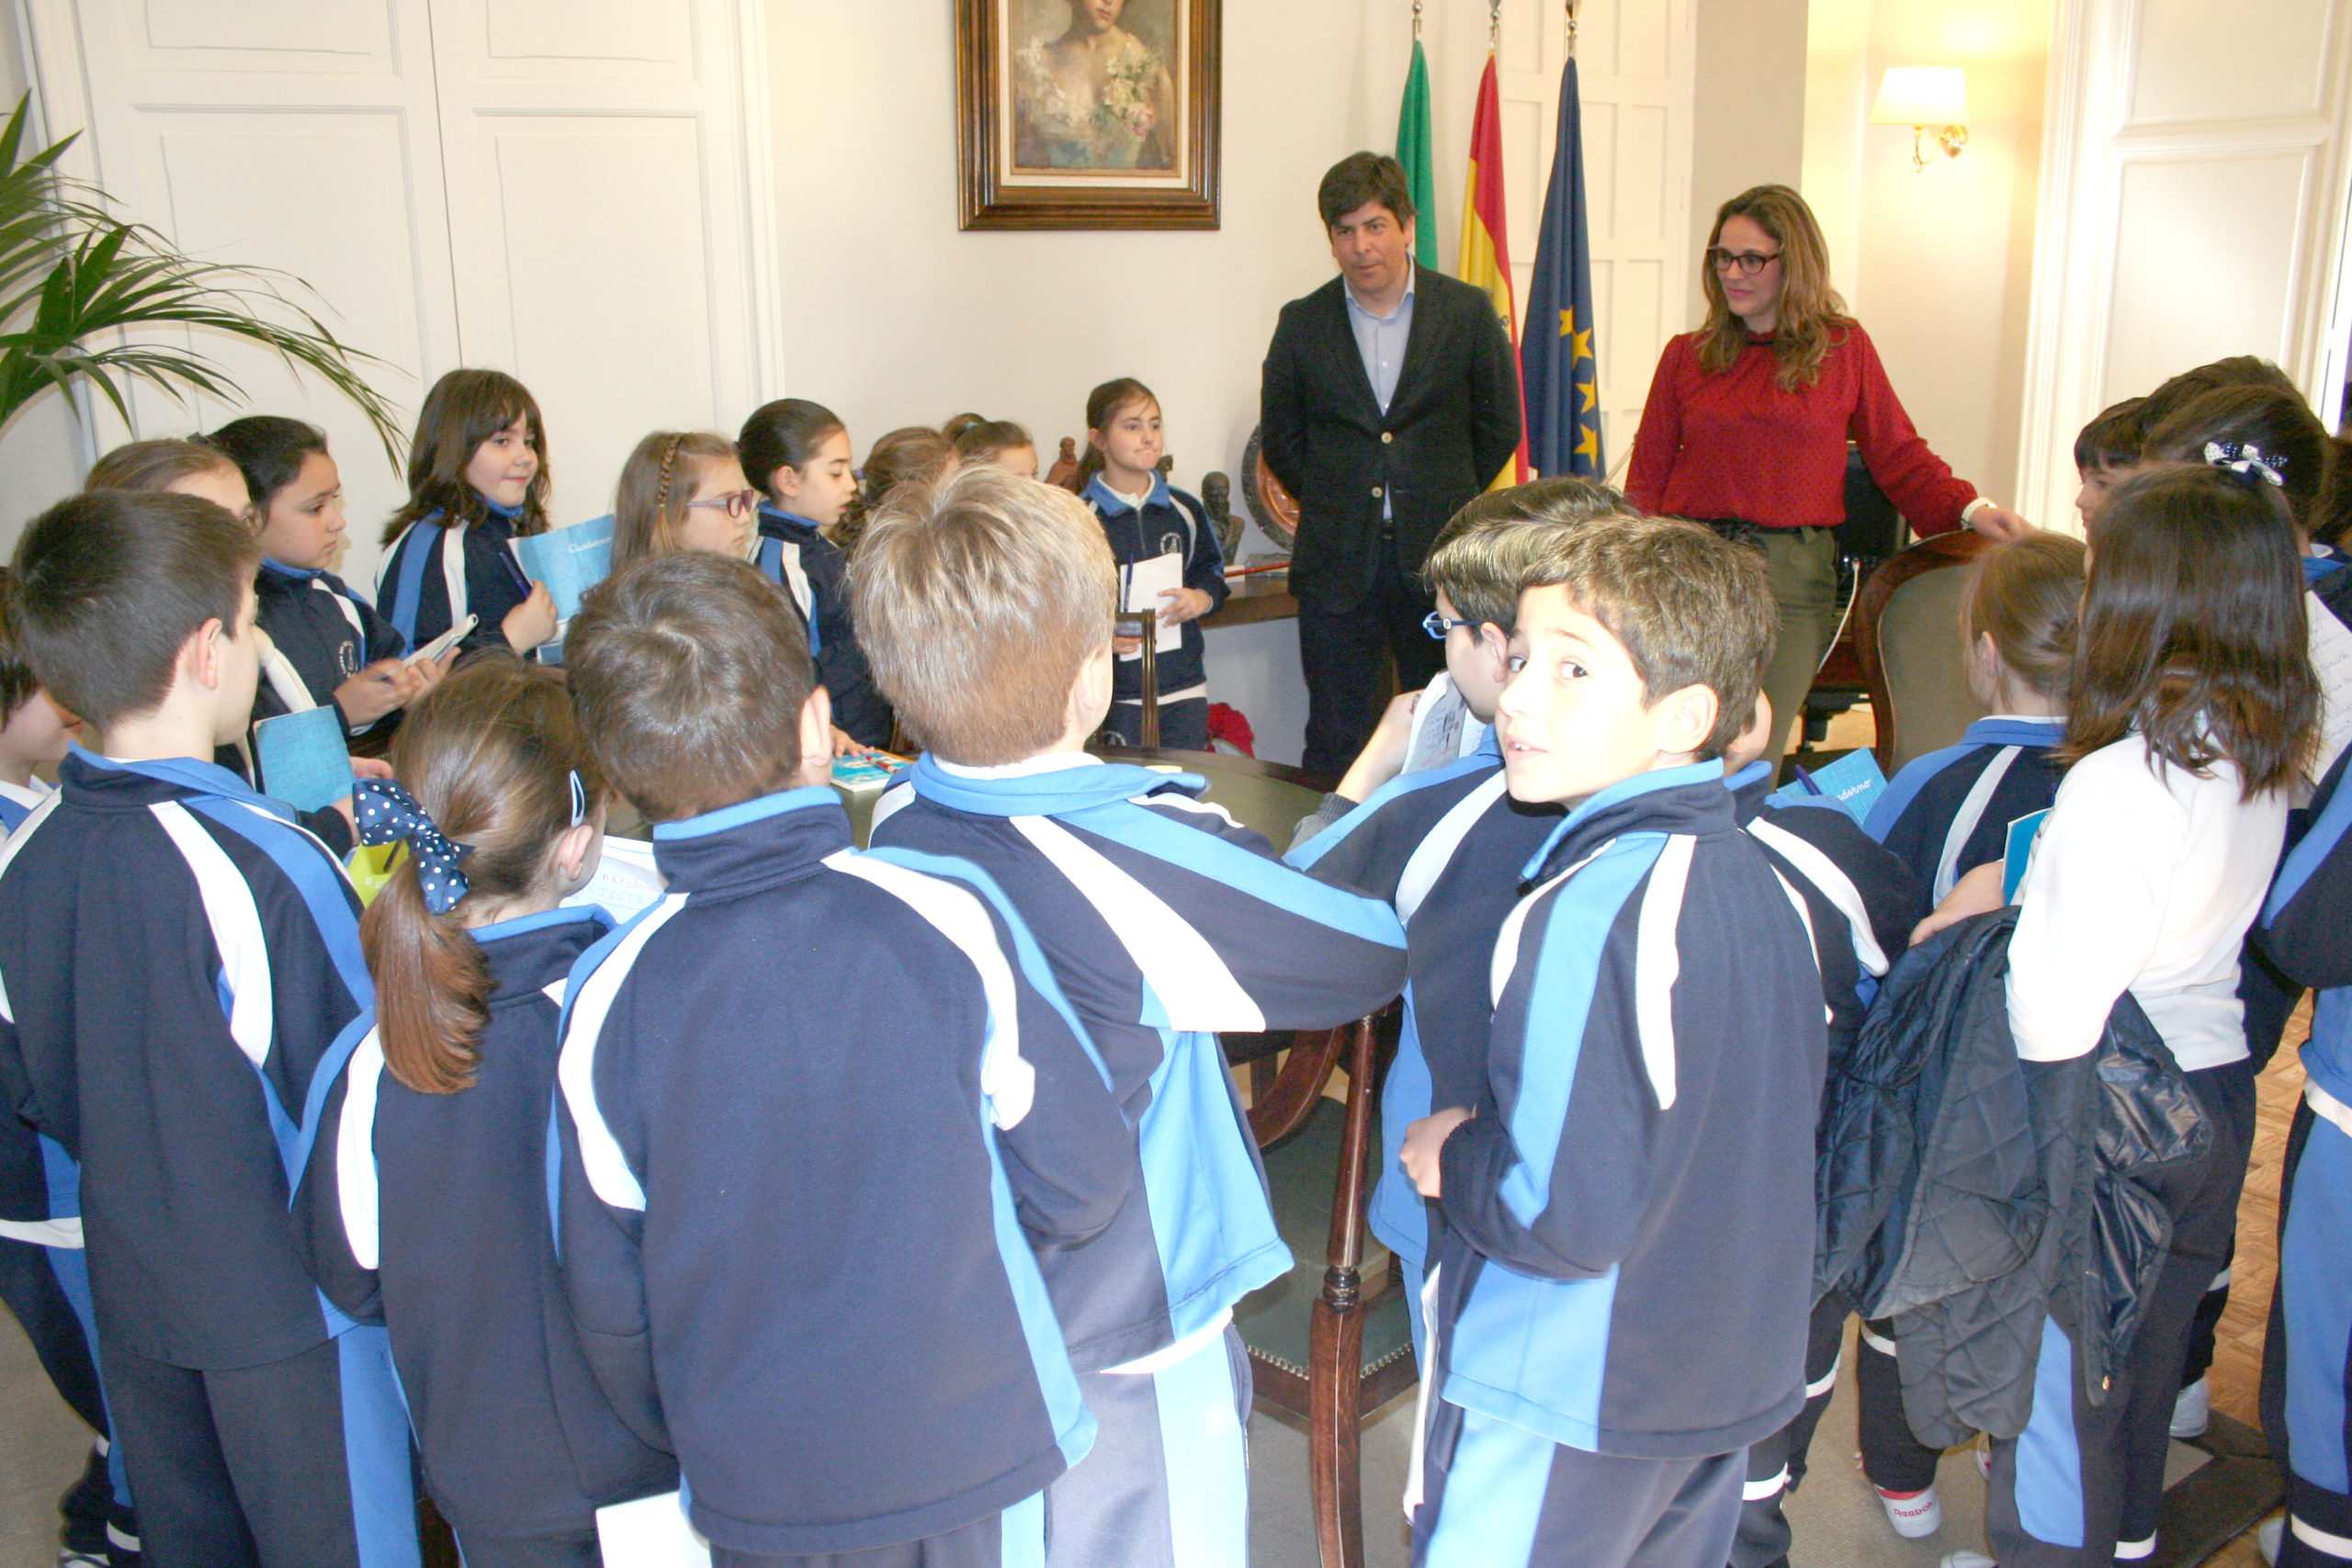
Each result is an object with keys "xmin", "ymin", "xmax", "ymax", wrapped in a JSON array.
[{"xmin": 1260, "ymin": 269, "xmax": 1521, "ymax": 612}]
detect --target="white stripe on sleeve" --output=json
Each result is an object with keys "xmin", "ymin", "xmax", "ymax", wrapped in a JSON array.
[
  {"xmin": 556, "ymin": 895, "xmax": 689, "ymax": 1213},
  {"xmin": 150, "ymin": 802, "xmax": 275, "ymax": 1069},
  {"xmin": 337, "ymin": 1032, "xmax": 386, "ymax": 1269},
  {"xmin": 825, "ymin": 851, "xmax": 1036, "ymax": 1128},
  {"xmin": 1011, "ymin": 815, "xmax": 1266, "ymax": 1034}
]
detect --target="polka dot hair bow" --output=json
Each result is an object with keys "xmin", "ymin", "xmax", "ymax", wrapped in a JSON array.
[
  {"xmin": 353, "ymin": 779, "xmax": 472, "ymax": 915},
  {"xmin": 2204, "ymin": 440, "xmax": 2286, "ymax": 489}
]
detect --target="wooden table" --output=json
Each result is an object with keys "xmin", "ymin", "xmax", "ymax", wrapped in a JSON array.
[
  {"xmin": 1087, "ymin": 746, "xmax": 1329, "ymax": 842},
  {"xmin": 1201, "ymin": 571, "xmax": 1297, "ymax": 630}
]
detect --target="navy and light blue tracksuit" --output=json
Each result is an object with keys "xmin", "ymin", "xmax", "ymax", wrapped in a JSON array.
[
  {"xmin": 2256, "ymin": 749, "xmax": 2352, "ymax": 1568},
  {"xmin": 0, "ymin": 749, "xmax": 415, "ymax": 1568},
  {"xmin": 1864, "ymin": 715, "xmax": 2066, "ymax": 902},
  {"xmin": 254, "ymin": 558, "xmax": 410, "ymax": 727},
  {"xmin": 872, "ymin": 755, "xmax": 1408, "ymax": 1568},
  {"xmin": 1726, "ymin": 764, "xmax": 1928, "ymax": 1568},
  {"xmin": 311, "ymin": 908, "xmax": 676, "ymax": 1568},
  {"xmin": 1283, "ymin": 730, "xmax": 1562, "ymax": 1358},
  {"xmin": 1082, "ymin": 476, "xmax": 1227, "ymax": 751},
  {"xmin": 1413, "ymin": 764, "xmax": 1825, "ymax": 1568},
  {"xmin": 378, "ymin": 502, "xmax": 535, "ymax": 657},
  {"xmin": 753, "ymin": 505, "xmax": 891, "ymax": 747},
  {"xmin": 553, "ymin": 787, "xmax": 1134, "ymax": 1563},
  {"xmin": 0, "ymin": 779, "xmax": 139, "ymax": 1565}
]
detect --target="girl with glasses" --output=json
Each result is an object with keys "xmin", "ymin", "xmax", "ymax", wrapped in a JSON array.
[
  {"xmin": 610, "ymin": 429, "xmax": 760, "ymax": 570},
  {"xmin": 1627, "ymin": 184, "xmax": 2033, "ymax": 761}
]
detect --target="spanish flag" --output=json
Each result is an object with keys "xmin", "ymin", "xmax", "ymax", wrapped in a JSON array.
[{"xmin": 1458, "ymin": 55, "xmax": 1530, "ymax": 487}]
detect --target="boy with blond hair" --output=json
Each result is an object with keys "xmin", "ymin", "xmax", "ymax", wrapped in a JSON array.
[
  {"xmin": 855, "ymin": 468, "xmax": 1408, "ymax": 1568},
  {"xmin": 1397, "ymin": 517, "xmax": 1825, "ymax": 1568}
]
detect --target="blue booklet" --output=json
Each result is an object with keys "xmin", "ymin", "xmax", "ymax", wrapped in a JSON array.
[
  {"xmin": 253, "ymin": 706, "xmax": 354, "ymax": 815},
  {"xmin": 2003, "ymin": 809, "xmax": 2050, "ymax": 902},
  {"xmin": 511, "ymin": 514, "xmax": 616, "ymax": 622},
  {"xmin": 1767, "ymin": 747, "xmax": 1888, "ymax": 827}
]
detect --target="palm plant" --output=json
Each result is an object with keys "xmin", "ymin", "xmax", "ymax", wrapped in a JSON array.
[{"xmin": 0, "ymin": 93, "xmax": 401, "ymax": 460}]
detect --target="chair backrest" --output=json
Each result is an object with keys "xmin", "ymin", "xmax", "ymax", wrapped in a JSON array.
[
  {"xmin": 1855, "ymin": 532, "xmax": 1993, "ymax": 773},
  {"xmin": 1838, "ymin": 443, "xmax": 1905, "ymax": 560}
]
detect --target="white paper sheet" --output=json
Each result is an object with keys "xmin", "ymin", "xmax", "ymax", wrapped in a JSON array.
[
  {"xmin": 596, "ymin": 1491, "xmax": 710, "ymax": 1568},
  {"xmin": 1122, "ymin": 551, "xmax": 1185, "ymax": 657},
  {"xmin": 561, "ymin": 835, "xmax": 665, "ymax": 924}
]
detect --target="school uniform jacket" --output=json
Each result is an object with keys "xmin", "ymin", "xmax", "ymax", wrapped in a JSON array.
[
  {"xmin": 870, "ymin": 755, "xmax": 1408, "ymax": 1371},
  {"xmin": 1081, "ymin": 475, "xmax": 1228, "ymax": 707},
  {"xmin": 253, "ymin": 558, "xmax": 409, "ymax": 726},
  {"xmin": 0, "ymin": 775, "xmax": 110, "ymax": 1436},
  {"xmin": 1863, "ymin": 716, "xmax": 2066, "ymax": 903},
  {"xmin": 1285, "ymin": 733, "xmax": 1560, "ymax": 1274},
  {"xmin": 2260, "ymin": 747, "xmax": 2352, "ymax": 1115},
  {"xmin": 1431, "ymin": 762, "xmax": 1826, "ymax": 1458},
  {"xmin": 313, "ymin": 908, "xmax": 675, "ymax": 1544},
  {"xmin": 753, "ymin": 505, "xmax": 891, "ymax": 747},
  {"xmin": 0, "ymin": 749, "xmax": 378, "ymax": 1369},
  {"xmin": 377, "ymin": 502, "xmax": 535, "ymax": 657},
  {"xmin": 553, "ymin": 787, "xmax": 1133, "ymax": 1558},
  {"xmin": 1732, "ymin": 762, "xmax": 1928, "ymax": 1094}
]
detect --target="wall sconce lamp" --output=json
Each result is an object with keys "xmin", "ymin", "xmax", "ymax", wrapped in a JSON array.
[{"xmin": 1871, "ymin": 67, "xmax": 1968, "ymax": 172}]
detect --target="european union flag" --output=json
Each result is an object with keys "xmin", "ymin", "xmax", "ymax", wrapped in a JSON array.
[{"xmin": 1523, "ymin": 56, "xmax": 1604, "ymax": 479}]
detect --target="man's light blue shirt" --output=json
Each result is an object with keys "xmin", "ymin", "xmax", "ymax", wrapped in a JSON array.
[
  {"xmin": 1344, "ymin": 262, "xmax": 1414, "ymax": 523},
  {"xmin": 1343, "ymin": 262, "xmax": 1416, "ymax": 415}
]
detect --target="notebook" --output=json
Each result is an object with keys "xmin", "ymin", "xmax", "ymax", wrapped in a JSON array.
[{"xmin": 252, "ymin": 706, "xmax": 355, "ymax": 815}]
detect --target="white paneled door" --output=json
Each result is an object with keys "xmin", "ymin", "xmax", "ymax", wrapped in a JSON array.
[
  {"xmin": 1493, "ymin": 0, "xmax": 1695, "ymax": 481},
  {"xmin": 19, "ymin": 0, "xmax": 779, "ymax": 588},
  {"xmin": 2014, "ymin": 0, "xmax": 2352, "ymax": 530}
]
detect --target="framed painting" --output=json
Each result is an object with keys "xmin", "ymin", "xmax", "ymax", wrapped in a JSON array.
[{"xmin": 956, "ymin": 0, "xmax": 1221, "ymax": 230}]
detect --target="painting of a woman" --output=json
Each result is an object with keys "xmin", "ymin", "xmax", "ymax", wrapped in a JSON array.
[{"xmin": 1012, "ymin": 0, "xmax": 1178, "ymax": 173}]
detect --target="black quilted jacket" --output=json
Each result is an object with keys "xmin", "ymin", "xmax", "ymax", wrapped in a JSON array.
[{"xmin": 1815, "ymin": 909, "xmax": 2211, "ymax": 1446}]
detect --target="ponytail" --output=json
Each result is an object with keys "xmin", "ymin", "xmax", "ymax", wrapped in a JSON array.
[{"xmin": 358, "ymin": 655, "xmax": 599, "ymax": 1093}]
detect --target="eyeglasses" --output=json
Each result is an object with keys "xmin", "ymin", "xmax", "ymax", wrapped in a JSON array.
[
  {"xmin": 1422, "ymin": 611, "xmax": 1476, "ymax": 639},
  {"xmin": 685, "ymin": 489, "xmax": 759, "ymax": 520},
  {"xmin": 1708, "ymin": 246, "xmax": 1781, "ymax": 276}
]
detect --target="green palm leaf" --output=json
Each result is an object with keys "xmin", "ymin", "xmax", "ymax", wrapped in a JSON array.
[{"xmin": 0, "ymin": 93, "xmax": 402, "ymax": 463}]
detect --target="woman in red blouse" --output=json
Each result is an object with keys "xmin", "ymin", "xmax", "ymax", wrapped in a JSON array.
[{"xmin": 1628, "ymin": 185, "xmax": 2031, "ymax": 750}]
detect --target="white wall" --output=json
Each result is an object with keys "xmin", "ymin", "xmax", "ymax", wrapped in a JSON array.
[
  {"xmin": 766, "ymin": 0, "xmax": 1476, "ymax": 764},
  {"xmin": 1690, "ymin": 0, "xmax": 1809, "ymax": 322},
  {"xmin": 1844, "ymin": 0, "xmax": 2052, "ymax": 510},
  {"xmin": 1689, "ymin": 0, "xmax": 2050, "ymax": 512}
]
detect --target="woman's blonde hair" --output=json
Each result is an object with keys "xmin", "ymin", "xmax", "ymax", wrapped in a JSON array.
[
  {"xmin": 1696, "ymin": 185, "xmax": 1849, "ymax": 391},
  {"xmin": 612, "ymin": 430, "xmax": 740, "ymax": 568}
]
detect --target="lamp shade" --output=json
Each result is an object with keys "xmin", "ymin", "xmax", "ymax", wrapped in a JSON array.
[{"xmin": 1870, "ymin": 67, "xmax": 1968, "ymax": 127}]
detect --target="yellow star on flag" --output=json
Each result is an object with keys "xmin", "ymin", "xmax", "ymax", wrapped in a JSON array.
[
  {"xmin": 1558, "ymin": 307, "xmax": 1576, "ymax": 339},
  {"xmin": 1571, "ymin": 325, "xmax": 1593, "ymax": 363}
]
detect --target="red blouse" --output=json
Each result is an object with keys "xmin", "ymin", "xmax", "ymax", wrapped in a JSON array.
[{"xmin": 1624, "ymin": 322, "xmax": 1975, "ymax": 535}]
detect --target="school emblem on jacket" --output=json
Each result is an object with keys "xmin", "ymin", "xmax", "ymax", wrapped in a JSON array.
[{"xmin": 1159, "ymin": 529, "xmax": 1186, "ymax": 557}]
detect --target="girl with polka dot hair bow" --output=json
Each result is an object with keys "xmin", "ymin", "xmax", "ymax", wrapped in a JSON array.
[{"xmin": 328, "ymin": 655, "xmax": 676, "ymax": 1566}]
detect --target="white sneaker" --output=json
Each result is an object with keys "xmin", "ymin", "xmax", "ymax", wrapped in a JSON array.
[
  {"xmin": 2258, "ymin": 1513, "xmax": 2284, "ymax": 1565},
  {"xmin": 1878, "ymin": 1483, "xmax": 1943, "ymax": 1538},
  {"xmin": 2171, "ymin": 1376, "xmax": 2211, "ymax": 1438},
  {"xmin": 1939, "ymin": 1554, "xmax": 1996, "ymax": 1568}
]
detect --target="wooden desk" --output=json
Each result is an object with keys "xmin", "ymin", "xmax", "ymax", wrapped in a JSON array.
[
  {"xmin": 1088, "ymin": 746, "xmax": 1330, "ymax": 841},
  {"xmin": 1202, "ymin": 572, "xmax": 1296, "ymax": 630}
]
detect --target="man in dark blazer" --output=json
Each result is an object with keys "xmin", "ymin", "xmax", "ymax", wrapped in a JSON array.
[{"xmin": 1261, "ymin": 152, "xmax": 1522, "ymax": 781}]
